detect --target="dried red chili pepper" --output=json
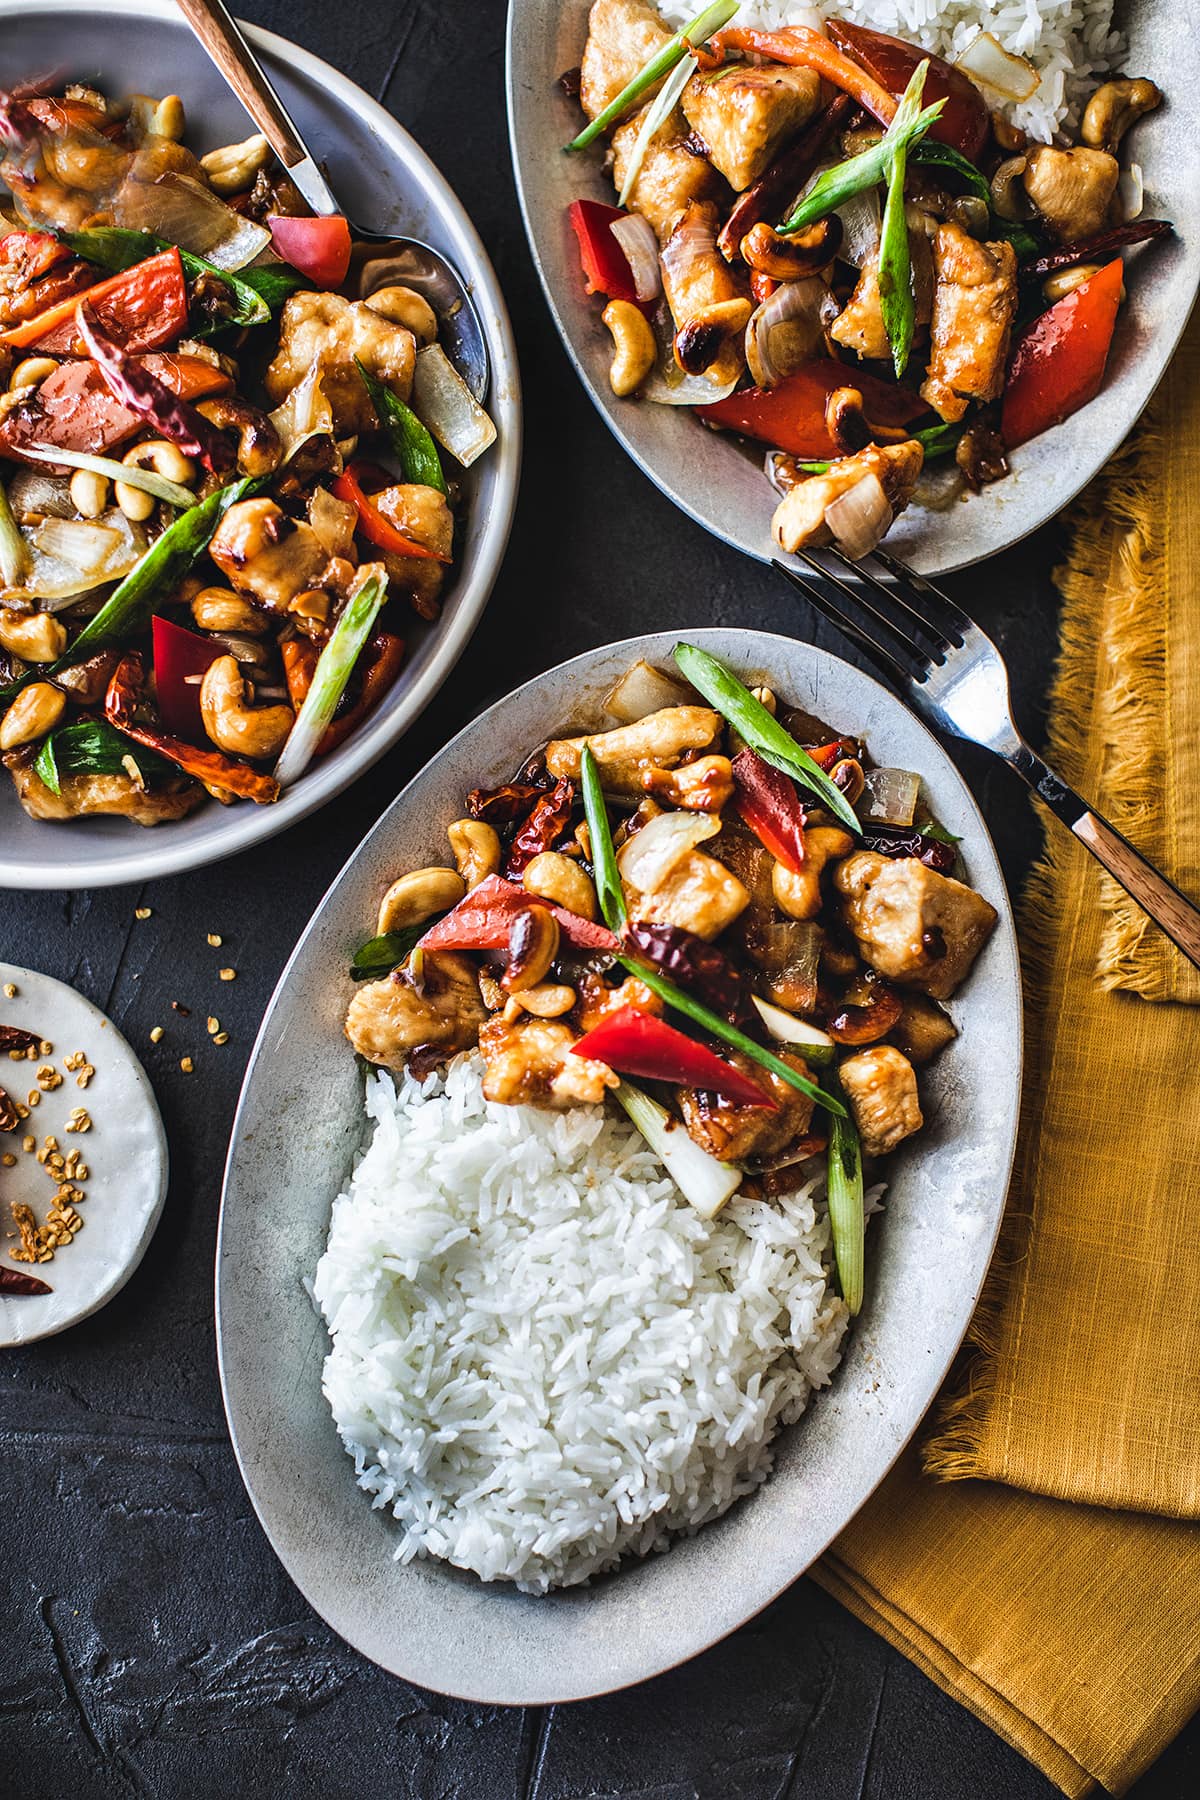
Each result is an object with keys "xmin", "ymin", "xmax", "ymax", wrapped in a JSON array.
[
  {"xmin": 105, "ymin": 653, "xmax": 280, "ymax": 804},
  {"xmin": 506, "ymin": 777, "xmax": 575, "ymax": 876},
  {"xmin": 0, "ymin": 1085, "xmax": 20, "ymax": 1130},
  {"xmin": 0, "ymin": 1024, "xmax": 39, "ymax": 1054},
  {"xmin": 0, "ymin": 1266, "xmax": 52, "ymax": 1296},
  {"xmin": 860, "ymin": 823, "xmax": 957, "ymax": 874},
  {"xmin": 466, "ymin": 781, "xmax": 546, "ymax": 826},
  {"xmin": 623, "ymin": 920, "xmax": 749, "ymax": 1024}
]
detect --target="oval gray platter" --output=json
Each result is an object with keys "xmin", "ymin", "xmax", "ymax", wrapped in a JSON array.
[
  {"xmin": 0, "ymin": 0, "xmax": 521, "ymax": 891},
  {"xmin": 506, "ymin": 0, "xmax": 1199, "ymax": 576},
  {"xmin": 218, "ymin": 627, "xmax": 1022, "ymax": 1704}
]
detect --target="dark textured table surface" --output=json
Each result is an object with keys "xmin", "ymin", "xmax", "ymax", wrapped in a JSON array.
[{"xmin": 2, "ymin": 3, "xmax": 1196, "ymax": 1795}]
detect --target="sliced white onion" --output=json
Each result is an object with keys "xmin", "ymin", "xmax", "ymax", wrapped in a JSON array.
[
  {"xmin": 955, "ymin": 31, "xmax": 1040, "ymax": 103},
  {"xmin": 823, "ymin": 472, "xmax": 893, "ymax": 560},
  {"xmin": 268, "ymin": 361, "xmax": 335, "ymax": 466},
  {"xmin": 604, "ymin": 658, "xmax": 692, "ymax": 724},
  {"xmin": 11, "ymin": 510, "xmax": 144, "ymax": 602},
  {"xmin": 640, "ymin": 313, "xmax": 740, "ymax": 406},
  {"xmin": 6, "ymin": 466, "xmax": 74, "ymax": 519},
  {"xmin": 18, "ymin": 444, "xmax": 194, "ymax": 510},
  {"xmin": 745, "ymin": 276, "xmax": 828, "ymax": 390},
  {"xmin": 860, "ymin": 766, "xmax": 921, "ymax": 828},
  {"xmin": 617, "ymin": 809, "xmax": 719, "ymax": 893},
  {"xmin": 1119, "ymin": 162, "xmax": 1144, "ymax": 222},
  {"xmin": 750, "ymin": 996, "xmax": 836, "ymax": 1063},
  {"xmin": 836, "ymin": 187, "xmax": 882, "ymax": 269},
  {"xmin": 609, "ymin": 212, "xmax": 662, "ymax": 303},
  {"xmin": 618, "ymin": 53, "xmax": 697, "ymax": 208},
  {"xmin": 412, "ymin": 343, "xmax": 496, "ymax": 467},
  {"xmin": 613, "ymin": 1079, "xmax": 741, "ymax": 1219},
  {"xmin": 114, "ymin": 171, "xmax": 271, "ymax": 269}
]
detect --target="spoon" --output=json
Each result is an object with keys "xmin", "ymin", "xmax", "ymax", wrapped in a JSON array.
[{"xmin": 174, "ymin": 0, "xmax": 489, "ymax": 400}]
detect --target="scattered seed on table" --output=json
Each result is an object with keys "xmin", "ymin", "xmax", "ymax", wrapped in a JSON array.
[
  {"xmin": 219, "ymin": 968, "xmax": 236, "ymax": 982},
  {"xmin": 2, "ymin": 983, "xmax": 16, "ymax": 999},
  {"xmin": 149, "ymin": 1026, "xmax": 164, "ymax": 1044},
  {"xmin": 180, "ymin": 1057, "xmax": 194, "ymax": 1074},
  {"xmin": 135, "ymin": 906, "xmax": 152, "ymax": 919},
  {"xmin": 21, "ymin": 1135, "xmax": 34, "ymax": 1153},
  {"xmin": 213, "ymin": 1032, "xmax": 229, "ymax": 1047},
  {"xmin": 207, "ymin": 933, "xmax": 223, "ymax": 947},
  {"xmin": 1, "ymin": 1153, "xmax": 14, "ymax": 1168}
]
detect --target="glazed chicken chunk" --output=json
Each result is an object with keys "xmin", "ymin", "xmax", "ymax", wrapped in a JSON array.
[
  {"xmin": 772, "ymin": 441, "xmax": 924, "ymax": 555},
  {"xmin": 830, "ymin": 234, "xmax": 934, "ymax": 362},
  {"xmin": 680, "ymin": 63, "xmax": 821, "ymax": 193},
  {"xmin": 838, "ymin": 1045, "xmax": 923, "ymax": 1157},
  {"xmin": 621, "ymin": 845, "xmax": 750, "ymax": 941},
  {"xmin": 371, "ymin": 483, "xmax": 454, "ymax": 620},
  {"xmin": 208, "ymin": 497, "xmax": 334, "ymax": 615},
  {"xmin": 478, "ymin": 1014, "xmax": 617, "ymax": 1109},
  {"xmin": 580, "ymin": 0, "xmax": 672, "ymax": 122},
  {"xmin": 611, "ymin": 109, "xmax": 723, "ymax": 242},
  {"xmin": 345, "ymin": 954, "xmax": 487, "ymax": 1070},
  {"xmin": 264, "ymin": 291, "xmax": 416, "ymax": 435},
  {"xmin": 834, "ymin": 853, "xmax": 998, "ymax": 1000},
  {"xmin": 1022, "ymin": 145, "xmax": 1119, "ymax": 243},
  {"xmin": 920, "ymin": 224, "xmax": 1018, "ymax": 424},
  {"xmin": 5, "ymin": 754, "xmax": 202, "ymax": 826},
  {"xmin": 677, "ymin": 1050, "xmax": 815, "ymax": 1163},
  {"xmin": 545, "ymin": 705, "xmax": 721, "ymax": 795}
]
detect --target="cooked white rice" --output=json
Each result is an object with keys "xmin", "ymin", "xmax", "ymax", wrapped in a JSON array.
[
  {"xmin": 657, "ymin": 1, "xmax": 1124, "ymax": 141},
  {"xmin": 313, "ymin": 1053, "xmax": 848, "ymax": 1593}
]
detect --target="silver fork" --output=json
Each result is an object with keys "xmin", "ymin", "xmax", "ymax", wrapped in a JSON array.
[{"xmin": 775, "ymin": 547, "xmax": 1200, "ymax": 971}]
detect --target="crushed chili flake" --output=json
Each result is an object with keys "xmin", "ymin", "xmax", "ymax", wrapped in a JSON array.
[
  {"xmin": 172, "ymin": 1001, "xmax": 190, "ymax": 1016},
  {"xmin": 2, "ymin": 983, "xmax": 16, "ymax": 999}
]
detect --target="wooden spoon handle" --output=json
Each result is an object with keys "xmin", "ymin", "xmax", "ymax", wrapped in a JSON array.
[
  {"xmin": 1072, "ymin": 810, "xmax": 1200, "ymax": 969},
  {"xmin": 174, "ymin": 0, "xmax": 307, "ymax": 168}
]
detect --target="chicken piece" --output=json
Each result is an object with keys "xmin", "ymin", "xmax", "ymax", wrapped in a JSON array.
[
  {"xmin": 579, "ymin": 0, "xmax": 671, "ymax": 122},
  {"xmin": 660, "ymin": 201, "xmax": 752, "ymax": 380},
  {"xmin": 772, "ymin": 442, "xmax": 924, "ymax": 555},
  {"xmin": 208, "ymin": 497, "xmax": 334, "ymax": 615},
  {"xmin": 263, "ymin": 291, "xmax": 415, "ymax": 434},
  {"xmin": 572, "ymin": 971, "xmax": 664, "ymax": 1034},
  {"xmin": 625, "ymin": 848, "xmax": 750, "ymax": 941},
  {"xmin": 920, "ymin": 224, "xmax": 1018, "ymax": 424},
  {"xmin": 889, "ymin": 991, "xmax": 958, "ymax": 1065},
  {"xmin": 611, "ymin": 107, "xmax": 724, "ymax": 242},
  {"xmin": 344, "ymin": 953, "xmax": 486, "ymax": 1071},
  {"xmin": 681, "ymin": 63, "xmax": 821, "ymax": 193},
  {"xmin": 831, "ymin": 233, "xmax": 934, "ymax": 362},
  {"xmin": 834, "ymin": 852, "xmax": 998, "ymax": 1001},
  {"xmin": 478, "ymin": 1013, "xmax": 617, "ymax": 1109},
  {"xmin": 677, "ymin": 1050, "xmax": 815, "ymax": 1163},
  {"xmin": 5, "ymin": 753, "xmax": 202, "ymax": 825},
  {"xmin": 839, "ymin": 1044, "xmax": 922, "ymax": 1157},
  {"xmin": 372, "ymin": 483, "xmax": 453, "ymax": 620},
  {"xmin": 1022, "ymin": 145, "xmax": 1119, "ymax": 244},
  {"xmin": 546, "ymin": 705, "xmax": 720, "ymax": 795}
]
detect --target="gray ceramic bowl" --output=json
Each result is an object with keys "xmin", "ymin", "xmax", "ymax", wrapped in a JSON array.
[
  {"xmin": 0, "ymin": 0, "xmax": 521, "ymax": 891},
  {"xmin": 218, "ymin": 628, "xmax": 1022, "ymax": 1703},
  {"xmin": 507, "ymin": 0, "xmax": 1199, "ymax": 575}
]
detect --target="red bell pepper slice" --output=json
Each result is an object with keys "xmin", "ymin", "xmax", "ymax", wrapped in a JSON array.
[
  {"xmin": 418, "ymin": 873, "xmax": 619, "ymax": 955},
  {"xmin": 151, "ymin": 614, "xmax": 223, "ymax": 744},
  {"xmin": 0, "ymin": 352, "xmax": 234, "ymax": 463},
  {"xmin": 700, "ymin": 26, "xmax": 898, "ymax": 129},
  {"xmin": 571, "ymin": 1005, "xmax": 775, "ymax": 1108},
  {"xmin": 1001, "ymin": 259, "xmax": 1125, "ymax": 451},
  {"xmin": 567, "ymin": 199, "xmax": 639, "ymax": 304},
  {"xmin": 732, "ymin": 749, "xmax": 807, "ymax": 873},
  {"xmin": 321, "ymin": 631, "xmax": 406, "ymax": 754},
  {"xmin": 0, "ymin": 247, "xmax": 187, "ymax": 353},
  {"xmin": 824, "ymin": 20, "xmax": 990, "ymax": 161},
  {"xmin": 266, "ymin": 213, "xmax": 351, "ymax": 289},
  {"xmin": 332, "ymin": 463, "xmax": 451, "ymax": 562},
  {"xmin": 698, "ymin": 360, "xmax": 928, "ymax": 459}
]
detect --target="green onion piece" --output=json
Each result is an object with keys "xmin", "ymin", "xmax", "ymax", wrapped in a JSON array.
[
  {"xmin": 580, "ymin": 743, "xmax": 628, "ymax": 932},
  {"xmin": 919, "ymin": 818, "xmax": 961, "ymax": 845},
  {"xmin": 909, "ymin": 139, "xmax": 990, "ymax": 202},
  {"xmin": 613, "ymin": 1078, "xmax": 742, "ymax": 1218},
  {"xmin": 567, "ymin": 0, "xmax": 739, "ymax": 151},
  {"xmin": 350, "ymin": 921, "xmax": 428, "ymax": 981},
  {"xmin": 34, "ymin": 718, "xmax": 171, "ymax": 796},
  {"xmin": 354, "ymin": 358, "xmax": 447, "ymax": 495},
  {"xmin": 274, "ymin": 569, "xmax": 387, "ymax": 786},
  {"xmin": 673, "ymin": 642, "xmax": 861, "ymax": 834},
  {"xmin": 617, "ymin": 51, "xmax": 698, "ymax": 207},
  {"xmin": 877, "ymin": 62, "xmax": 931, "ymax": 378},
  {"xmin": 914, "ymin": 421, "xmax": 964, "ymax": 459},
  {"xmin": 61, "ymin": 227, "xmax": 305, "ymax": 329},
  {"xmin": 17, "ymin": 444, "xmax": 194, "ymax": 509},
  {"xmin": 991, "ymin": 218, "xmax": 1041, "ymax": 262},
  {"xmin": 827, "ymin": 1101, "xmax": 865, "ymax": 1314},
  {"xmin": 779, "ymin": 95, "xmax": 944, "ymax": 235},
  {"xmin": 0, "ymin": 475, "xmax": 29, "ymax": 587},
  {"xmin": 617, "ymin": 954, "xmax": 847, "ymax": 1117}
]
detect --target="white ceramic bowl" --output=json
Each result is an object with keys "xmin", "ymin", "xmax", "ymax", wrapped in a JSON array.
[{"xmin": 0, "ymin": 0, "xmax": 521, "ymax": 890}]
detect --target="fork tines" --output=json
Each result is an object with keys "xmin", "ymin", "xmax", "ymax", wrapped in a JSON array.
[{"xmin": 773, "ymin": 543, "xmax": 972, "ymax": 690}]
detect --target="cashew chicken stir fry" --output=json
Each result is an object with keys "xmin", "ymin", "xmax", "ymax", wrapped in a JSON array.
[
  {"xmin": 566, "ymin": 2, "xmax": 1170, "ymax": 558},
  {"xmin": 345, "ymin": 648, "xmax": 998, "ymax": 1308},
  {"xmin": 0, "ymin": 82, "xmax": 494, "ymax": 827}
]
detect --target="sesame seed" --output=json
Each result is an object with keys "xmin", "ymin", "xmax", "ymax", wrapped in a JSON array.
[
  {"xmin": 21, "ymin": 1136, "xmax": 34, "ymax": 1153},
  {"xmin": 206, "ymin": 1017, "xmax": 219, "ymax": 1036},
  {"xmin": 1, "ymin": 1154, "xmax": 14, "ymax": 1168},
  {"xmin": 213, "ymin": 1032, "xmax": 229, "ymax": 1046}
]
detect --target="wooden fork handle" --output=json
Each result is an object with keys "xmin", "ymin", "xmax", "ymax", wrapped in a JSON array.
[{"xmin": 174, "ymin": 0, "xmax": 307, "ymax": 168}]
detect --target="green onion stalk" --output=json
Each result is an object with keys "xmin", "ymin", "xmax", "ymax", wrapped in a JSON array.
[{"xmin": 567, "ymin": 0, "xmax": 739, "ymax": 151}]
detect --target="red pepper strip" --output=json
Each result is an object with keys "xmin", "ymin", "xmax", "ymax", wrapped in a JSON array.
[
  {"xmin": 320, "ymin": 631, "xmax": 406, "ymax": 755},
  {"xmin": 332, "ymin": 464, "xmax": 451, "ymax": 563},
  {"xmin": 76, "ymin": 305, "xmax": 235, "ymax": 471},
  {"xmin": 282, "ymin": 637, "xmax": 319, "ymax": 712},
  {"xmin": 0, "ymin": 247, "xmax": 187, "ymax": 352},
  {"xmin": 0, "ymin": 353, "xmax": 233, "ymax": 464},
  {"xmin": 506, "ymin": 776, "xmax": 575, "ymax": 876},
  {"xmin": 567, "ymin": 198, "xmax": 639, "ymax": 303},
  {"xmin": 1001, "ymin": 259, "xmax": 1124, "ymax": 451},
  {"xmin": 718, "ymin": 93, "xmax": 853, "ymax": 264},
  {"xmin": 0, "ymin": 228, "xmax": 96, "ymax": 328},
  {"xmin": 418, "ymin": 873, "xmax": 619, "ymax": 955},
  {"xmin": 806, "ymin": 740, "xmax": 851, "ymax": 771},
  {"xmin": 151, "ymin": 614, "xmax": 223, "ymax": 745},
  {"xmin": 698, "ymin": 360, "xmax": 927, "ymax": 459},
  {"xmin": 731, "ymin": 748, "xmax": 807, "ymax": 873},
  {"xmin": 700, "ymin": 26, "xmax": 897, "ymax": 128},
  {"xmin": 571, "ymin": 1005, "xmax": 776, "ymax": 1109},
  {"xmin": 0, "ymin": 1266, "xmax": 52, "ymax": 1296},
  {"xmin": 105, "ymin": 653, "xmax": 280, "ymax": 804},
  {"xmin": 824, "ymin": 20, "xmax": 990, "ymax": 161}
]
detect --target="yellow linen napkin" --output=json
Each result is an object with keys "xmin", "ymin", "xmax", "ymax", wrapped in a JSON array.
[{"xmin": 814, "ymin": 312, "xmax": 1200, "ymax": 1794}]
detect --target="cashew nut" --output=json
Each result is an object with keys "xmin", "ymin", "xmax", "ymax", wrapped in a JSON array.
[
  {"xmin": 69, "ymin": 468, "xmax": 109, "ymax": 519},
  {"xmin": 0, "ymin": 681, "xmax": 65, "ymax": 750},
  {"xmin": 447, "ymin": 818, "xmax": 501, "ymax": 889},
  {"xmin": 673, "ymin": 297, "xmax": 753, "ymax": 379},
  {"xmin": 116, "ymin": 440, "xmax": 196, "ymax": 521},
  {"xmin": 128, "ymin": 93, "xmax": 184, "ymax": 140},
  {"xmin": 989, "ymin": 156, "xmax": 1032, "ymax": 222},
  {"xmin": 199, "ymin": 655, "xmax": 293, "ymax": 761},
  {"xmin": 190, "ymin": 588, "xmax": 268, "ymax": 635},
  {"xmin": 363, "ymin": 284, "xmax": 439, "ymax": 344},
  {"xmin": 1081, "ymin": 77, "xmax": 1161, "ymax": 154},
  {"xmin": 501, "ymin": 905, "xmax": 560, "ymax": 994},
  {"xmin": 9, "ymin": 356, "xmax": 57, "ymax": 392},
  {"xmin": 199, "ymin": 132, "xmax": 271, "ymax": 196},
  {"xmin": 195, "ymin": 398, "xmax": 282, "ymax": 477},
  {"xmin": 376, "ymin": 867, "xmax": 466, "ymax": 936},
  {"xmin": 288, "ymin": 589, "xmax": 331, "ymax": 626},
  {"xmin": 1042, "ymin": 261, "xmax": 1115, "ymax": 303},
  {"xmin": 740, "ymin": 217, "xmax": 842, "ymax": 280},
  {"xmin": 772, "ymin": 827, "xmax": 855, "ymax": 921},
  {"xmin": 601, "ymin": 300, "xmax": 656, "ymax": 398},
  {"xmin": 513, "ymin": 982, "xmax": 576, "ymax": 1019},
  {"xmin": 0, "ymin": 608, "xmax": 67, "ymax": 662},
  {"xmin": 750, "ymin": 685, "xmax": 777, "ymax": 716},
  {"xmin": 522, "ymin": 851, "xmax": 598, "ymax": 921}
]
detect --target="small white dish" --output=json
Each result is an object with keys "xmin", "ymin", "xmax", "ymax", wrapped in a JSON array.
[{"xmin": 1, "ymin": 963, "xmax": 167, "ymax": 1345}]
